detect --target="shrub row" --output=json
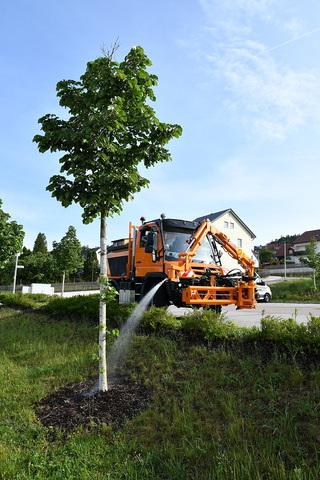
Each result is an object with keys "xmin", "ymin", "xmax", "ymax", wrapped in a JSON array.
[
  {"xmin": 1, "ymin": 292, "xmax": 320, "ymax": 355},
  {"xmin": 271, "ymin": 279, "xmax": 320, "ymax": 302},
  {"xmin": 0, "ymin": 292, "xmax": 134, "ymax": 327},
  {"xmin": 0, "ymin": 292, "xmax": 50, "ymax": 309},
  {"xmin": 141, "ymin": 306, "xmax": 320, "ymax": 355}
]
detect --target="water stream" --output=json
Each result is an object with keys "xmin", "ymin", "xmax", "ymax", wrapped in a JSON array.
[
  {"xmin": 108, "ymin": 278, "xmax": 167, "ymax": 375},
  {"xmin": 84, "ymin": 279, "xmax": 167, "ymax": 396}
]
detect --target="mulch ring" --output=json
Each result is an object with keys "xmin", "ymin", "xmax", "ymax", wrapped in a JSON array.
[{"xmin": 35, "ymin": 376, "xmax": 151, "ymax": 432}]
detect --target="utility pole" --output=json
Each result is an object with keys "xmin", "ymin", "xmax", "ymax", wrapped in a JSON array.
[
  {"xmin": 61, "ymin": 271, "xmax": 65, "ymax": 297},
  {"xmin": 284, "ymin": 241, "xmax": 287, "ymax": 280}
]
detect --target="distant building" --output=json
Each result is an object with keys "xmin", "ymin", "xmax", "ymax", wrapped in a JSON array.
[
  {"xmin": 292, "ymin": 229, "xmax": 320, "ymax": 256},
  {"xmin": 261, "ymin": 229, "xmax": 320, "ymax": 266},
  {"xmin": 194, "ymin": 208, "xmax": 258, "ymax": 271}
]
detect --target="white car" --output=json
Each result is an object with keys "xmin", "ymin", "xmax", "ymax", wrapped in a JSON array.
[
  {"xmin": 223, "ymin": 269, "xmax": 272, "ymax": 303},
  {"xmin": 255, "ymin": 277, "xmax": 272, "ymax": 303}
]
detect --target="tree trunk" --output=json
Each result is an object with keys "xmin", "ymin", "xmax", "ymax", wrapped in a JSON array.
[{"xmin": 99, "ymin": 214, "xmax": 108, "ymax": 391}]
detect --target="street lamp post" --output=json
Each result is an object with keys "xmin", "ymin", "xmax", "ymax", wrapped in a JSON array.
[{"xmin": 13, "ymin": 253, "xmax": 24, "ymax": 293}]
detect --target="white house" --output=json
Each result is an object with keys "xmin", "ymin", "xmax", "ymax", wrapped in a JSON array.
[
  {"xmin": 194, "ymin": 208, "xmax": 258, "ymax": 272},
  {"xmin": 292, "ymin": 229, "xmax": 320, "ymax": 256}
]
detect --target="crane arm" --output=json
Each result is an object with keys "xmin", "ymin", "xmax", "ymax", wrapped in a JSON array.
[{"xmin": 179, "ymin": 219, "xmax": 255, "ymax": 276}]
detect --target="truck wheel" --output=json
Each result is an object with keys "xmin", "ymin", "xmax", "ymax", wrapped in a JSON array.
[
  {"xmin": 142, "ymin": 280, "xmax": 169, "ymax": 308},
  {"xmin": 211, "ymin": 305, "xmax": 222, "ymax": 314},
  {"xmin": 264, "ymin": 293, "xmax": 271, "ymax": 303}
]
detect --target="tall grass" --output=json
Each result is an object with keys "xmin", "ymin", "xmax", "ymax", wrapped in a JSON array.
[
  {"xmin": 0, "ymin": 308, "xmax": 319, "ymax": 479},
  {"xmin": 271, "ymin": 279, "xmax": 320, "ymax": 302}
]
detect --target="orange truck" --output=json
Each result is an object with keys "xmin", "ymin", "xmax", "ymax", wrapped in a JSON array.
[{"xmin": 107, "ymin": 215, "xmax": 256, "ymax": 312}]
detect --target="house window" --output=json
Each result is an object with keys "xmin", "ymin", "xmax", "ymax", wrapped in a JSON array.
[
  {"xmin": 230, "ymin": 222, "xmax": 234, "ymax": 229},
  {"xmin": 224, "ymin": 221, "xmax": 229, "ymax": 228},
  {"xmin": 237, "ymin": 238, "xmax": 242, "ymax": 248}
]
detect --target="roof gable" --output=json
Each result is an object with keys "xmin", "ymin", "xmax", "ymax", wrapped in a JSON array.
[
  {"xmin": 293, "ymin": 229, "xmax": 320, "ymax": 244},
  {"xmin": 194, "ymin": 208, "xmax": 256, "ymax": 239}
]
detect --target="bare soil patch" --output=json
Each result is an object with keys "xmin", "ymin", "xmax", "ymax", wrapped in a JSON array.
[{"xmin": 36, "ymin": 376, "xmax": 151, "ymax": 432}]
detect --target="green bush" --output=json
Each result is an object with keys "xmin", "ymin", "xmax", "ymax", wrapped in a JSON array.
[
  {"xmin": 306, "ymin": 316, "xmax": 320, "ymax": 339},
  {"xmin": 107, "ymin": 301, "xmax": 136, "ymax": 328},
  {"xmin": 0, "ymin": 292, "xmax": 50, "ymax": 309},
  {"xmin": 271, "ymin": 279, "xmax": 320, "ymax": 302},
  {"xmin": 260, "ymin": 315, "xmax": 320, "ymax": 353},
  {"xmin": 141, "ymin": 307, "xmax": 181, "ymax": 332},
  {"xmin": 181, "ymin": 309, "xmax": 243, "ymax": 341},
  {"xmin": 41, "ymin": 294, "xmax": 99, "ymax": 321},
  {"xmin": 41, "ymin": 294, "xmax": 135, "ymax": 326}
]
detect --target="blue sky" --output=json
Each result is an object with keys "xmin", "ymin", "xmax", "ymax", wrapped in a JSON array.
[{"xmin": 1, "ymin": 0, "xmax": 320, "ymax": 249}]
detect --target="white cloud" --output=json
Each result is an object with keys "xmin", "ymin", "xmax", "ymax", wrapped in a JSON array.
[
  {"xmin": 199, "ymin": 0, "xmax": 274, "ymax": 18},
  {"xmin": 211, "ymin": 43, "xmax": 320, "ymax": 139},
  {"xmin": 196, "ymin": 0, "xmax": 320, "ymax": 140},
  {"xmin": 284, "ymin": 18, "xmax": 305, "ymax": 36}
]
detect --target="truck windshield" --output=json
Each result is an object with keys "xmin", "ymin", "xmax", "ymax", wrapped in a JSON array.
[{"xmin": 164, "ymin": 231, "xmax": 215, "ymax": 264}]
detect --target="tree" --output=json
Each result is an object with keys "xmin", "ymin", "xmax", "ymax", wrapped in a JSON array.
[
  {"xmin": 258, "ymin": 247, "xmax": 276, "ymax": 266},
  {"xmin": 19, "ymin": 252, "xmax": 58, "ymax": 284},
  {"xmin": 270, "ymin": 234, "xmax": 299, "ymax": 244},
  {"xmin": 0, "ymin": 198, "xmax": 24, "ymax": 271},
  {"xmin": 300, "ymin": 238, "xmax": 320, "ymax": 290},
  {"xmin": 82, "ymin": 247, "xmax": 99, "ymax": 281},
  {"xmin": 33, "ymin": 45, "xmax": 182, "ymax": 391},
  {"xmin": 52, "ymin": 226, "xmax": 83, "ymax": 281},
  {"xmin": 33, "ymin": 233, "xmax": 48, "ymax": 254}
]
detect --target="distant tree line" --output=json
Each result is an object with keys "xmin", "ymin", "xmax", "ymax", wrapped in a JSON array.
[
  {"xmin": 0, "ymin": 198, "xmax": 99, "ymax": 285},
  {"xmin": 269, "ymin": 234, "xmax": 300, "ymax": 245}
]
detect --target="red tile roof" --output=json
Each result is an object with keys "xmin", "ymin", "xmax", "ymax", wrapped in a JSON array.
[{"xmin": 294, "ymin": 229, "xmax": 320, "ymax": 244}]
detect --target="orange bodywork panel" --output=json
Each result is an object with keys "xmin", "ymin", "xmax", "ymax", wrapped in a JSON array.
[{"xmin": 181, "ymin": 284, "xmax": 255, "ymax": 309}]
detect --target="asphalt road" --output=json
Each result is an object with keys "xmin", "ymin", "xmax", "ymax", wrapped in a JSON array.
[{"xmin": 168, "ymin": 303, "xmax": 320, "ymax": 328}]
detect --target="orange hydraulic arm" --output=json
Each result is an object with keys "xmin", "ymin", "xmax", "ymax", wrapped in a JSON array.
[
  {"xmin": 179, "ymin": 219, "xmax": 256, "ymax": 309},
  {"xmin": 179, "ymin": 219, "xmax": 255, "ymax": 275}
]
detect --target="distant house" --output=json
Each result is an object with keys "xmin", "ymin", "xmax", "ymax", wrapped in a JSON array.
[
  {"xmin": 292, "ymin": 229, "xmax": 320, "ymax": 256},
  {"xmin": 194, "ymin": 208, "xmax": 258, "ymax": 271},
  {"xmin": 261, "ymin": 229, "xmax": 320, "ymax": 266},
  {"xmin": 264, "ymin": 241, "xmax": 295, "ymax": 263}
]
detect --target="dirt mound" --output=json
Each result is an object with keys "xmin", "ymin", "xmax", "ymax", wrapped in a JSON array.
[{"xmin": 36, "ymin": 377, "xmax": 151, "ymax": 432}]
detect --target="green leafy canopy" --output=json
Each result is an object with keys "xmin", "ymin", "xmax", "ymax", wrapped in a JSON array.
[
  {"xmin": 33, "ymin": 46, "xmax": 182, "ymax": 223},
  {"xmin": 0, "ymin": 199, "xmax": 24, "ymax": 270},
  {"xmin": 52, "ymin": 226, "xmax": 83, "ymax": 279}
]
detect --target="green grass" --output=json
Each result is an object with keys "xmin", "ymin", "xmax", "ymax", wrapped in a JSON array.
[
  {"xmin": 271, "ymin": 279, "xmax": 320, "ymax": 303},
  {"xmin": 0, "ymin": 307, "xmax": 320, "ymax": 479},
  {"xmin": 0, "ymin": 292, "xmax": 51, "ymax": 309}
]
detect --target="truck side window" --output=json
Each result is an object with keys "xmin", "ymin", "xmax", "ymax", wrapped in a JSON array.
[{"xmin": 140, "ymin": 230, "xmax": 151, "ymax": 248}]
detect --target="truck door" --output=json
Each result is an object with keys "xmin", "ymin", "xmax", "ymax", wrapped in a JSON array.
[{"xmin": 134, "ymin": 225, "xmax": 163, "ymax": 277}]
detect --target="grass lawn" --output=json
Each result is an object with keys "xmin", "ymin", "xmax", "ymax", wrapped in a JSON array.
[
  {"xmin": 0, "ymin": 307, "xmax": 319, "ymax": 479},
  {"xmin": 271, "ymin": 279, "xmax": 320, "ymax": 303}
]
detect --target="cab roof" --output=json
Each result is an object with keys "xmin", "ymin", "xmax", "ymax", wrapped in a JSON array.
[{"xmin": 143, "ymin": 218, "xmax": 199, "ymax": 231}]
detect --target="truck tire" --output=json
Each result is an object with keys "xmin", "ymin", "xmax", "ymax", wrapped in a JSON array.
[
  {"xmin": 264, "ymin": 293, "xmax": 271, "ymax": 303},
  {"xmin": 211, "ymin": 305, "xmax": 222, "ymax": 314},
  {"xmin": 141, "ymin": 279, "xmax": 169, "ymax": 308}
]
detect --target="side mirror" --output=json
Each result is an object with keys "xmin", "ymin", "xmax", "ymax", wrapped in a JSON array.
[
  {"xmin": 144, "ymin": 232, "xmax": 154, "ymax": 253},
  {"xmin": 152, "ymin": 232, "xmax": 158, "ymax": 262},
  {"xmin": 144, "ymin": 231, "xmax": 158, "ymax": 261}
]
